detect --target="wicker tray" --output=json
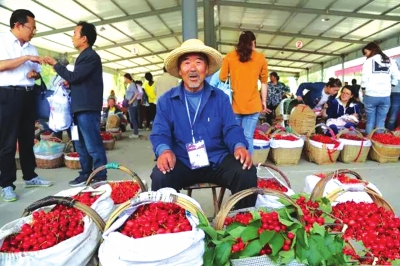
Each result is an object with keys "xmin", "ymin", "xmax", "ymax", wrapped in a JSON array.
[
  {"xmin": 337, "ymin": 129, "xmax": 370, "ymax": 163},
  {"xmin": 288, "ymin": 103, "xmax": 316, "ymax": 136},
  {"xmin": 368, "ymin": 128, "xmax": 400, "ymax": 163}
]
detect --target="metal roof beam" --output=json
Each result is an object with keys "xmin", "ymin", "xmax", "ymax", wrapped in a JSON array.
[
  {"xmin": 70, "ymin": 32, "xmax": 183, "ymax": 55},
  {"xmin": 120, "ymin": 61, "xmax": 164, "ymax": 71},
  {"xmin": 34, "ymin": 6, "xmax": 182, "ymax": 37},
  {"xmin": 217, "ymin": 1, "xmax": 400, "ymax": 22},
  {"xmin": 104, "ymin": 50, "xmax": 173, "ymax": 64},
  {"xmin": 218, "ymin": 41, "xmax": 340, "ymax": 56},
  {"xmin": 219, "ymin": 26, "xmax": 368, "ymax": 45}
]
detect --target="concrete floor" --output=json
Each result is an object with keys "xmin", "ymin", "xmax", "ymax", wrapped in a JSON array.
[{"xmin": 1, "ymin": 129, "xmax": 399, "ymax": 227}]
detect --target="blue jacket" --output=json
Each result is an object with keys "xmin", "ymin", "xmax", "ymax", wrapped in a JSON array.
[
  {"xmin": 296, "ymin": 82, "xmax": 335, "ymax": 109},
  {"xmin": 54, "ymin": 47, "xmax": 104, "ymax": 113},
  {"xmin": 326, "ymin": 99, "xmax": 361, "ymax": 119},
  {"xmin": 150, "ymin": 81, "xmax": 248, "ymax": 169}
]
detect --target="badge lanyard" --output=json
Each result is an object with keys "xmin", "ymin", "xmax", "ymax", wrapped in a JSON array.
[{"xmin": 184, "ymin": 94, "xmax": 202, "ymax": 143}]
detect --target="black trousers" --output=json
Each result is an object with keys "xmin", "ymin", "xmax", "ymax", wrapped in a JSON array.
[
  {"xmin": 0, "ymin": 89, "xmax": 37, "ymax": 189},
  {"xmin": 150, "ymin": 154, "xmax": 257, "ymax": 209}
]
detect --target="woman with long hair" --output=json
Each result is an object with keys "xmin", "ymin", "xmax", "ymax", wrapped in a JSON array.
[
  {"xmin": 322, "ymin": 85, "xmax": 361, "ymax": 134},
  {"xmin": 220, "ymin": 30, "xmax": 268, "ymax": 155},
  {"xmin": 144, "ymin": 72, "xmax": 156, "ymax": 130},
  {"xmin": 124, "ymin": 73, "xmax": 140, "ymax": 138},
  {"xmin": 361, "ymin": 42, "xmax": 400, "ymax": 133}
]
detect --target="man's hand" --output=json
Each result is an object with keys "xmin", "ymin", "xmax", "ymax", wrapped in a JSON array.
[
  {"xmin": 297, "ymin": 96, "xmax": 303, "ymax": 102},
  {"xmin": 157, "ymin": 150, "xmax": 176, "ymax": 174},
  {"xmin": 44, "ymin": 56, "xmax": 57, "ymax": 66},
  {"xmin": 26, "ymin": 70, "xmax": 40, "ymax": 79},
  {"xmin": 234, "ymin": 146, "xmax": 252, "ymax": 170}
]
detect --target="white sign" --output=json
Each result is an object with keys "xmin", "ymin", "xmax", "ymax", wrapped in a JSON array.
[
  {"xmin": 131, "ymin": 47, "xmax": 139, "ymax": 55},
  {"xmin": 295, "ymin": 41, "xmax": 303, "ymax": 49}
]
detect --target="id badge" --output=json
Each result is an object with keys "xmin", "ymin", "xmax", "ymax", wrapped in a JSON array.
[
  {"xmin": 71, "ymin": 124, "xmax": 79, "ymax": 141},
  {"xmin": 186, "ymin": 140, "xmax": 210, "ymax": 169}
]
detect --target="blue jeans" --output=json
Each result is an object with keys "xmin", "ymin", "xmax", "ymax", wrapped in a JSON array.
[
  {"xmin": 75, "ymin": 111, "xmax": 107, "ymax": 178},
  {"xmin": 235, "ymin": 113, "xmax": 259, "ymax": 155},
  {"xmin": 128, "ymin": 105, "xmax": 139, "ymax": 135},
  {"xmin": 364, "ymin": 95, "xmax": 390, "ymax": 134},
  {"xmin": 386, "ymin": 92, "xmax": 400, "ymax": 130}
]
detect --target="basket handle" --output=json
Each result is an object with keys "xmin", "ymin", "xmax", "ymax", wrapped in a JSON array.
[
  {"xmin": 45, "ymin": 136, "xmax": 63, "ymax": 143},
  {"xmin": 336, "ymin": 128, "xmax": 364, "ymax": 139},
  {"xmin": 367, "ymin": 127, "xmax": 390, "ymax": 140},
  {"xmin": 310, "ymin": 169, "xmax": 363, "ymax": 200},
  {"xmin": 86, "ymin": 163, "xmax": 147, "ymax": 192},
  {"xmin": 22, "ymin": 196, "xmax": 105, "ymax": 232},
  {"xmin": 214, "ymin": 188, "xmax": 304, "ymax": 230},
  {"xmin": 104, "ymin": 191, "xmax": 209, "ymax": 231},
  {"xmin": 257, "ymin": 163, "xmax": 291, "ymax": 188},
  {"xmin": 63, "ymin": 140, "xmax": 75, "ymax": 153}
]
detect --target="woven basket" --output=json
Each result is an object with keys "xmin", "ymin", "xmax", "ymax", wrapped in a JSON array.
[
  {"xmin": 368, "ymin": 128, "xmax": 400, "ymax": 163},
  {"xmin": 103, "ymin": 139, "xmax": 116, "ymax": 150},
  {"xmin": 63, "ymin": 140, "xmax": 81, "ymax": 169},
  {"xmin": 86, "ymin": 163, "xmax": 147, "ymax": 202},
  {"xmin": 392, "ymin": 129, "xmax": 400, "ymax": 137},
  {"xmin": 337, "ymin": 129, "xmax": 370, "ymax": 163},
  {"xmin": 215, "ymin": 188, "xmax": 305, "ymax": 266},
  {"xmin": 288, "ymin": 103, "xmax": 316, "ymax": 135},
  {"xmin": 310, "ymin": 169, "xmax": 394, "ymax": 213},
  {"xmin": 269, "ymin": 130, "xmax": 303, "ymax": 165},
  {"xmin": 252, "ymin": 140, "xmax": 270, "ymax": 164},
  {"xmin": 109, "ymin": 130, "xmax": 122, "ymax": 140},
  {"xmin": 35, "ymin": 137, "xmax": 65, "ymax": 169},
  {"xmin": 305, "ymin": 124, "xmax": 341, "ymax": 165},
  {"xmin": 40, "ymin": 132, "xmax": 53, "ymax": 140}
]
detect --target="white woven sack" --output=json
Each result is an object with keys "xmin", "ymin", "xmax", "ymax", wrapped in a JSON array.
[
  {"xmin": 231, "ymin": 255, "xmax": 305, "ymax": 266},
  {"xmin": 303, "ymin": 175, "xmax": 382, "ymax": 205},
  {"xmin": 54, "ymin": 184, "xmax": 114, "ymax": 221},
  {"xmin": 308, "ymin": 139, "xmax": 344, "ymax": 150},
  {"xmin": 0, "ymin": 206, "xmax": 100, "ymax": 266},
  {"xmin": 270, "ymin": 137, "xmax": 304, "ymax": 148},
  {"xmin": 99, "ymin": 189, "xmax": 205, "ymax": 266},
  {"xmin": 338, "ymin": 138, "xmax": 372, "ymax": 147}
]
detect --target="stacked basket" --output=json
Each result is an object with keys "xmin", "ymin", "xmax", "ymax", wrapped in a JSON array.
[
  {"xmin": 34, "ymin": 137, "xmax": 65, "ymax": 169},
  {"xmin": 337, "ymin": 129, "xmax": 371, "ymax": 163},
  {"xmin": 269, "ymin": 130, "xmax": 304, "ymax": 165}
]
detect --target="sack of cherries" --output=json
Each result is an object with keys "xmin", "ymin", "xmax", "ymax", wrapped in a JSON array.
[
  {"xmin": 0, "ymin": 190, "xmax": 108, "ymax": 266},
  {"xmin": 99, "ymin": 189, "xmax": 206, "ymax": 266}
]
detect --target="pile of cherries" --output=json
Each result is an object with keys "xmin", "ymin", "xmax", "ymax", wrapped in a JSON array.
[
  {"xmin": 100, "ymin": 132, "xmax": 114, "ymax": 141},
  {"xmin": 110, "ymin": 181, "xmax": 141, "ymax": 204},
  {"xmin": 257, "ymin": 178, "xmax": 289, "ymax": 193},
  {"xmin": 273, "ymin": 134, "xmax": 299, "ymax": 141},
  {"xmin": 119, "ymin": 202, "xmax": 192, "ymax": 239},
  {"xmin": 0, "ymin": 192, "xmax": 99, "ymax": 253}
]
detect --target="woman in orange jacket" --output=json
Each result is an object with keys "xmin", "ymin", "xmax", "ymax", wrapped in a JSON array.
[{"xmin": 220, "ymin": 30, "xmax": 269, "ymax": 155}]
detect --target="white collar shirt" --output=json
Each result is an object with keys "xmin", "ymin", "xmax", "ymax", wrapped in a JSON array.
[{"xmin": 0, "ymin": 31, "xmax": 41, "ymax": 86}]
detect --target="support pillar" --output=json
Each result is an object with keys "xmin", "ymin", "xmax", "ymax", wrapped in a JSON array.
[
  {"xmin": 306, "ymin": 68, "xmax": 309, "ymax": 82},
  {"xmin": 182, "ymin": 0, "xmax": 198, "ymax": 41},
  {"xmin": 204, "ymin": 0, "xmax": 216, "ymax": 48},
  {"xmin": 320, "ymin": 63, "xmax": 324, "ymax": 82},
  {"xmin": 341, "ymin": 55, "xmax": 345, "ymax": 83}
]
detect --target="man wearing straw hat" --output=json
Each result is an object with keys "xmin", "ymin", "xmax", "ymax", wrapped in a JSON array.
[{"xmin": 150, "ymin": 39, "xmax": 257, "ymax": 209}]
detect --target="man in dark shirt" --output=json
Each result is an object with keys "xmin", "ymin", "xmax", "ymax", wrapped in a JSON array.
[{"xmin": 45, "ymin": 21, "xmax": 107, "ymax": 186}]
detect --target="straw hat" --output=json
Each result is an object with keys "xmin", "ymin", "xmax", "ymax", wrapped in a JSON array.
[{"xmin": 164, "ymin": 39, "xmax": 223, "ymax": 78}]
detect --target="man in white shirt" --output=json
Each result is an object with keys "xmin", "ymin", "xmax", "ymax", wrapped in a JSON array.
[
  {"xmin": 0, "ymin": 9, "xmax": 53, "ymax": 202},
  {"xmin": 155, "ymin": 67, "xmax": 179, "ymax": 102}
]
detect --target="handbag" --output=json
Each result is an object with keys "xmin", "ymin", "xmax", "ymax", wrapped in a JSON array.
[
  {"xmin": 34, "ymin": 77, "xmax": 53, "ymax": 119},
  {"xmin": 218, "ymin": 77, "xmax": 232, "ymax": 104}
]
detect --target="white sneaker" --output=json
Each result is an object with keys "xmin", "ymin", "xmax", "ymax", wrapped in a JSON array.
[{"xmin": 129, "ymin": 134, "xmax": 139, "ymax": 139}]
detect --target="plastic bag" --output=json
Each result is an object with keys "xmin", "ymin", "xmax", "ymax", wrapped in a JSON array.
[
  {"xmin": 33, "ymin": 139, "xmax": 65, "ymax": 157},
  {"xmin": 47, "ymin": 85, "xmax": 72, "ymax": 132}
]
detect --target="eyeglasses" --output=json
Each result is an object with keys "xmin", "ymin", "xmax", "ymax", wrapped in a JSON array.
[
  {"xmin": 22, "ymin": 24, "xmax": 37, "ymax": 33},
  {"xmin": 341, "ymin": 92, "xmax": 352, "ymax": 96}
]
